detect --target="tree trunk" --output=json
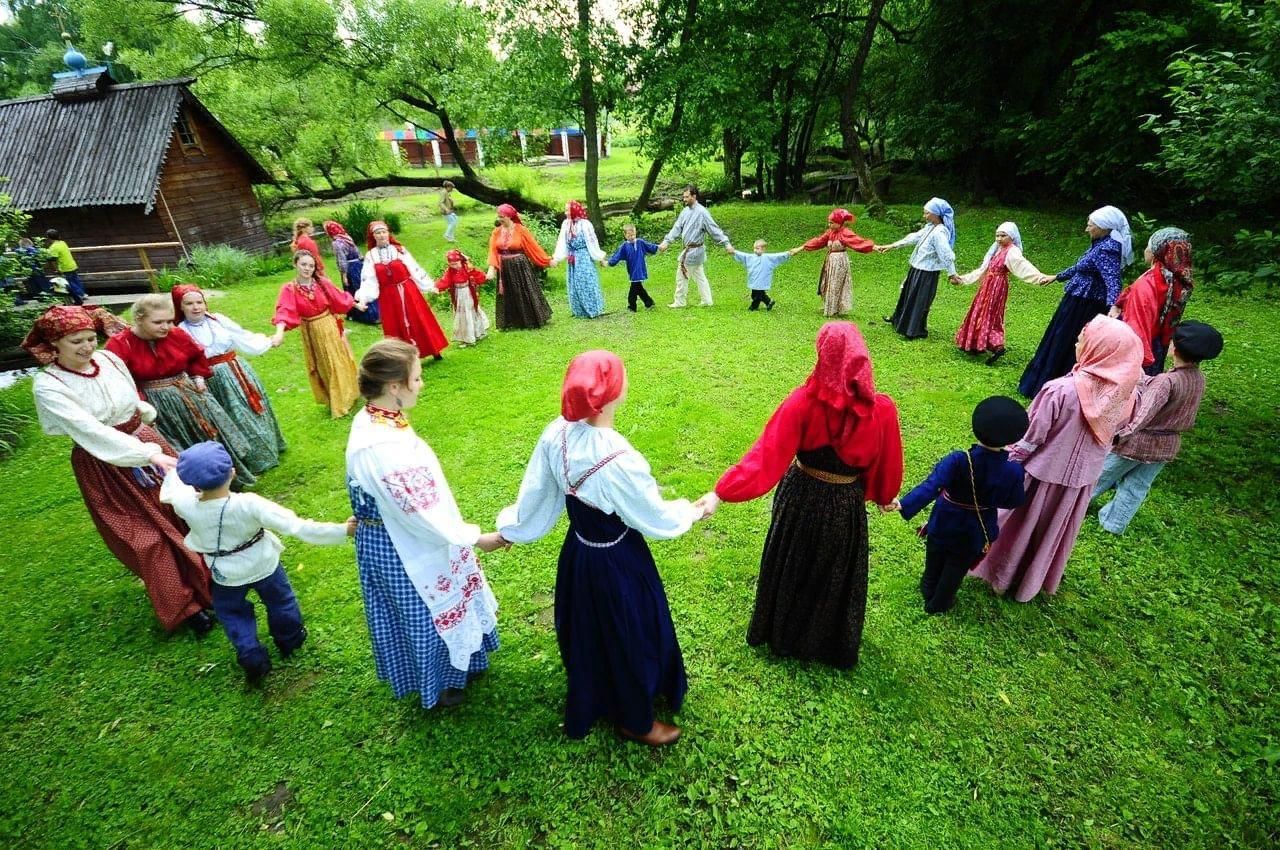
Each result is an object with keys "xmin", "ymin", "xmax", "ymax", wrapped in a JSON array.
[
  {"xmin": 775, "ymin": 75, "xmax": 796, "ymax": 198},
  {"xmin": 722, "ymin": 128, "xmax": 743, "ymax": 195},
  {"xmin": 278, "ymin": 174, "xmax": 554, "ymax": 213},
  {"xmin": 837, "ymin": 0, "xmax": 889, "ymax": 213},
  {"xmin": 630, "ymin": 0, "xmax": 700, "ymax": 217},
  {"xmin": 575, "ymin": 0, "xmax": 604, "ymax": 234}
]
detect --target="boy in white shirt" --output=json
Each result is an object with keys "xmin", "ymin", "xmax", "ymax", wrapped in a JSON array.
[{"xmin": 162, "ymin": 441, "xmax": 355, "ymax": 682}]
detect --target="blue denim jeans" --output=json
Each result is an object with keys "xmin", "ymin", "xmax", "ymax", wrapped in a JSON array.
[
  {"xmin": 210, "ymin": 564, "xmax": 305, "ymax": 669},
  {"xmin": 1092, "ymin": 452, "xmax": 1166, "ymax": 534},
  {"xmin": 444, "ymin": 213, "xmax": 459, "ymax": 241}
]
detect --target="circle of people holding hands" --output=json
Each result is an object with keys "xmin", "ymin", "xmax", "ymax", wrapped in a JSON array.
[{"xmin": 21, "ymin": 185, "xmax": 1222, "ymax": 747}]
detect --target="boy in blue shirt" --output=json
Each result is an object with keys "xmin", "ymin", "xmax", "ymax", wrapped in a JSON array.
[
  {"xmin": 607, "ymin": 223, "xmax": 659, "ymax": 311},
  {"xmin": 728, "ymin": 239, "xmax": 799, "ymax": 311},
  {"xmin": 887, "ymin": 396, "xmax": 1029, "ymax": 614}
]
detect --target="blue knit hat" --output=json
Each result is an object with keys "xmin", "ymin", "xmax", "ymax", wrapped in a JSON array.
[{"xmin": 176, "ymin": 441, "xmax": 234, "ymax": 490}]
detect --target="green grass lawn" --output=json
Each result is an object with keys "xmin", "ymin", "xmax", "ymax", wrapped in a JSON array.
[{"xmin": 1, "ymin": 198, "xmax": 1277, "ymax": 848}]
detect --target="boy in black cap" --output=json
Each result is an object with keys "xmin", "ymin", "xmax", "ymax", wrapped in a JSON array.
[
  {"xmin": 161, "ymin": 441, "xmax": 355, "ymax": 682},
  {"xmin": 887, "ymin": 396, "xmax": 1029, "ymax": 613},
  {"xmin": 1092, "ymin": 320, "xmax": 1223, "ymax": 533}
]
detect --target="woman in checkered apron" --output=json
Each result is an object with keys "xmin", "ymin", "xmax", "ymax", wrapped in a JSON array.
[{"xmin": 346, "ymin": 340, "xmax": 507, "ymax": 709}]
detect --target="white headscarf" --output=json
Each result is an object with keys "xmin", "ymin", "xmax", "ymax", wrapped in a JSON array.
[
  {"xmin": 980, "ymin": 221, "xmax": 1022, "ymax": 266},
  {"xmin": 924, "ymin": 197, "xmax": 956, "ymax": 246},
  {"xmin": 1087, "ymin": 205, "xmax": 1134, "ymax": 268}
]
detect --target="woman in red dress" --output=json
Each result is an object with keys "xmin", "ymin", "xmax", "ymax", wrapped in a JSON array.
[
  {"xmin": 291, "ymin": 218, "xmax": 326, "ymax": 277},
  {"xmin": 793, "ymin": 208, "xmax": 876, "ymax": 316},
  {"xmin": 26, "ymin": 306, "xmax": 214, "ymax": 635},
  {"xmin": 106, "ymin": 293, "xmax": 261, "ymax": 487},
  {"xmin": 1111, "ymin": 227, "xmax": 1194, "ymax": 375},
  {"xmin": 951, "ymin": 221, "xmax": 1049, "ymax": 365},
  {"xmin": 354, "ymin": 220, "xmax": 449, "ymax": 360}
]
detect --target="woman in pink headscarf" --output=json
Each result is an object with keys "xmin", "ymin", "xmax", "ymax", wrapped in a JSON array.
[
  {"xmin": 971, "ymin": 315, "xmax": 1143, "ymax": 601},
  {"xmin": 486, "ymin": 203, "xmax": 553, "ymax": 330},
  {"xmin": 550, "ymin": 200, "xmax": 607, "ymax": 318},
  {"xmin": 495, "ymin": 351, "xmax": 708, "ymax": 746},
  {"xmin": 698, "ymin": 322, "xmax": 903, "ymax": 668},
  {"xmin": 793, "ymin": 208, "xmax": 877, "ymax": 316}
]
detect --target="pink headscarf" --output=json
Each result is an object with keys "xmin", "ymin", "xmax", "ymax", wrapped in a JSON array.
[
  {"xmin": 1073, "ymin": 315, "xmax": 1143, "ymax": 445},
  {"xmin": 561, "ymin": 350, "xmax": 625, "ymax": 421},
  {"xmin": 496, "ymin": 203, "xmax": 521, "ymax": 225},
  {"xmin": 567, "ymin": 200, "xmax": 588, "ymax": 221},
  {"xmin": 828, "ymin": 208, "xmax": 855, "ymax": 227}
]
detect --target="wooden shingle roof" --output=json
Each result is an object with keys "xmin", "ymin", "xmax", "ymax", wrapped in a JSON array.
[{"xmin": 0, "ymin": 78, "xmax": 270, "ymax": 213}]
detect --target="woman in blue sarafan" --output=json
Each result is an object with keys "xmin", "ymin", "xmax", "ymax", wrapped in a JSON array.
[
  {"xmin": 550, "ymin": 200, "xmax": 607, "ymax": 318},
  {"xmin": 1017, "ymin": 205, "xmax": 1134, "ymax": 398},
  {"xmin": 346, "ymin": 339, "xmax": 507, "ymax": 710},
  {"xmin": 496, "ymin": 351, "xmax": 708, "ymax": 746}
]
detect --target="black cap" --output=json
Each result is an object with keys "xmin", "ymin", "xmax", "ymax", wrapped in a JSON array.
[
  {"xmin": 972, "ymin": 396, "xmax": 1029, "ymax": 447},
  {"xmin": 1172, "ymin": 321, "xmax": 1223, "ymax": 363}
]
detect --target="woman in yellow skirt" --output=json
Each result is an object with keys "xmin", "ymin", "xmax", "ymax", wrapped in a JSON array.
[{"xmin": 272, "ymin": 250, "xmax": 360, "ymax": 417}]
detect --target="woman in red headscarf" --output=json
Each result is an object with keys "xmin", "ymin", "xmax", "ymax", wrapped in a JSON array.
[
  {"xmin": 972, "ymin": 315, "xmax": 1143, "ymax": 601},
  {"xmin": 486, "ymin": 203, "xmax": 553, "ymax": 330},
  {"xmin": 173, "ymin": 283, "xmax": 285, "ymax": 472},
  {"xmin": 1111, "ymin": 227, "xmax": 1194, "ymax": 375},
  {"xmin": 323, "ymin": 220, "xmax": 379, "ymax": 325},
  {"xmin": 698, "ymin": 322, "xmax": 903, "ymax": 668},
  {"xmin": 355, "ymin": 220, "xmax": 449, "ymax": 359},
  {"xmin": 551, "ymin": 200, "xmax": 607, "ymax": 318},
  {"xmin": 496, "ymin": 351, "xmax": 708, "ymax": 746},
  {"xmin": 434, "ymin": 249, "xmax": 489, "ymax": 346},
  {"xmin": 793, "ymin": 209, "xmax": 877, "ymax": 317},
  {"xmin": 24, "ymin": 305, "xmax": 214, "ymax": 635},
  {"xmin": 272, "ymin": 250, "xmax": 361, "ymax": 418}
]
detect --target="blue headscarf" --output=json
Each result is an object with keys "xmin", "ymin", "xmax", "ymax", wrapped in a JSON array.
[{"xmin": 925, "ymin": 197, "xmax": 956, "ymax": 246}]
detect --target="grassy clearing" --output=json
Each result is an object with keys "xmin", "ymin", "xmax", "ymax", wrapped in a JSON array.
[{"xmin": 1, "ymin": 198, "xmax": 1276, "ymax": 848}]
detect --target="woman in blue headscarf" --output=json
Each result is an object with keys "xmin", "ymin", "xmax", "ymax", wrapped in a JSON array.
[
  {"xmin": 878, "ymin": 197, "xmax": 957, "ymax": 339},
  {"xmin": 1016, "ymin": 205, "xmax": 1134, "ymax": 398}
]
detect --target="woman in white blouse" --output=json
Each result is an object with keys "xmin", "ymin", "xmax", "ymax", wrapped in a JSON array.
[
  {"xmin": 173, "ymin": 284, "xmax": 287, "ymax": 471},
  {"xmin": 496, "ymin": 350, "xmax": 709, "ymax": 746},
  {"xmin": 23, "ymin": 306, "xmax": 214, "ymax": 635},
  {"xmin": 950, "ymin": 221, "xmax": 1050, "ymax": 365},
  {"xmin": 550, "ymin": 200, "xmax": 607, "ymax": 318},
  {"xmin": 877, "ymin": 197, "xmax": 958, "ymax": 339}
]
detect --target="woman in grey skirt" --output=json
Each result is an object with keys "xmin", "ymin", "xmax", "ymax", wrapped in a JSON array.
[{"xmin": 878, "ymin": 197, "xmax": 957, "ymax": 339}]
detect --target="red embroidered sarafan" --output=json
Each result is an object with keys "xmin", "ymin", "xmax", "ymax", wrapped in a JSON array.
[{"xmin": 381, "ymin": 466, "xmax": 440, "ymax": 513}]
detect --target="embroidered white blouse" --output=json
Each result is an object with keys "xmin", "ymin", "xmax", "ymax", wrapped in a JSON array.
[
  {"xmin": 957, "ymin": 244, "xmax": 1047, "ymax": 285},
  {"xmin": 32, "ymin": 350, "xmax": 161, "ymax": 467},
  {"xmin": 886, "ymin": 224, "xmax": 957, "ymax": 275},
  {"xmin": 179, "ymin": 314, "xmax": 273, "ymax": 358},
  {"xmin": 356, "ymin": 245, "xmax": 435, "ymax": 304},
  {"xmin": 552, "ymin": 219, "xmax": 607, "ymax": 264},
  {"xmin": 161, "ymin": 471, "xmax": 348, "ymax": 586},
  {"xmin": 497, "ymin": 417, "xmax": 701, "ymax": 543},
  {"xmin": 346, "ymin": 407, "xmax": 497, "ymax": 669}
]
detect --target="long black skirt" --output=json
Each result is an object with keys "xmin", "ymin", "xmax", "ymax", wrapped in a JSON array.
[
  {"xmin": 748, "ymin": 458, "xmax": 869, "ymax": 669},
  {"xmin": 496, "ymin": 254, "xmax": 553, "ymax": 330},
  {"xmin": 888, "ymin": 267, "xmax": 940, "ymax": 339},
  {"xmin": 1017, "ymin": 292, "xmax": 1108, "ymax": 398},
  {"xmin": 556, "ymin": 495, "xmax": 687, "ymax": 738}
]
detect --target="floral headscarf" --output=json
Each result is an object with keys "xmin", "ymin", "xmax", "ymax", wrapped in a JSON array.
[
  {"xmin": 21, "ymin": 305, "xmax": 127, "ymax": 365},
  {"xmin": 496, "ymin": 204, "xmax": 521, "ymax": 225}
]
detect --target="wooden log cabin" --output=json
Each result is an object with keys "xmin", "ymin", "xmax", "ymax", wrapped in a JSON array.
[{"xmin": 0, "ymin": 65, "xmax": 272, "ymax": 298}]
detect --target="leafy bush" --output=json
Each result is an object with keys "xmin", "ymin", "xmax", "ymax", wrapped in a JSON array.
[
  {"xmin": 337, "ymin": 201, "xmax": 402, "ymax": 242},
  {"xmin": 161, "ymin": 244, "xmax": 260, "ymax": 290},
  {"xmin": 0, "ymin": 390, "xmax": 32, "ymax": 460},
  {"xmin": 482, "ymin": 133, "xmax": 524, "ymax": 166},
  {"xmin": 1200, "ymin": 229, "xmax": 1280, "ymax": 295}
]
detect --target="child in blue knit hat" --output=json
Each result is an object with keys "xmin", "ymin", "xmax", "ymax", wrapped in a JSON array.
[{"xmin": 162, "ymin": 441, "xmax": 355, "ymax": 682}]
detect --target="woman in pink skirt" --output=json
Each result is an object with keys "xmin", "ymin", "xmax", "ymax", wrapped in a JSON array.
[
  {"xmin": 950, "ymin": 221, "xmax": 1050, "ymax": 365},
  {"xmin": 970, "ymin": 315, "xmax": 1142, "ymax": 601}
]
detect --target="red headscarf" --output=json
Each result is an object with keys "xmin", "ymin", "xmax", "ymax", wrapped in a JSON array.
[
  {"xmin": 567, "ymin": 201, "xmax": 587, "ymax": 221},
  {"xmin": 446, "ymin": 249, "xmax": 468, "ymax": 266},
  {"xmin": 21, "ymin": 305, "xmax": 126, "ymax": 365},
  {"xmin": 1073, "ymin": 315, "xmax": 1143, "ymax": 445},
  {"xmin": 323, "ymin": 220, "xmax": 350, "ymax": 240},
  {"xmin": 170, "ymin": 283, "xmax": 204, "ymax": 319},
  {"xmin": 496, "ymin": 203, "xmax": 521, "ymax": 225},
  {"xmin": 561, "ymin": 350, "xmax": 625, "ymax": 422},
  {"xmin": 365, "ymin": 220, "xmax": 403, "ymax": 250},
  {"xmin": 803, "ymin": 322, "xmax": 879, "ymax": 455},
  {"xmin": 828, "ymin": 208, "xmax": 855, "ymax": 227}
]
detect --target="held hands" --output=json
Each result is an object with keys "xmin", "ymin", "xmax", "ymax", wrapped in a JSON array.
[
  {"xmin": 271, "ymin": 331, "xmax": 285, "ymax": 347},
  {"xmin": 788, "ymin": 247, "xmax": 803, "ymax": 256},
  {"xmin": 692, "ymin": 491, "xmax": 721, "ymax": 521},
  {"xmin": 873, "ymin": 244, "xmax": 892, "ymax": 254},
  {"xmin": 724, "ymin": 245, "xmax": 736, "ymax": 255},
  {"xmin": 345, "ymin": 516, "xmax": 358, "ymax": 537},
  {"xmin": 657, "ymin": 241, "xmax": 669, "ymax": 253},
  {"xmin": 193, "ymin": 376, "xmax": 207, "ymax": 393},
  {"xmin": 485, "ymin": 267, "xmax": 497, "ymax": 281},
  {"xmin": 948, "ymin": 274, "xmax": 963, "ymax": 285},
  {"xmin": 475, "ymin": 531, "xmax": 512, "ymax": 553},
  {"xmin": 149, "ymin": 453, "xmax": 178, "ymax": 471},
  {"xmin": 1034, "ymin": 273, "xmax": 1056, "ymax": 286},
  {"xmin": 878, "ymin": 498, "xmax": 901, "ymax": 514}
]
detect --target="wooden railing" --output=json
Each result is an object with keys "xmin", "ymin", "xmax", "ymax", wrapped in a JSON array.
[{"xmin": 74, "ymin": 241, "xmax": 186, "ymax": 293}]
